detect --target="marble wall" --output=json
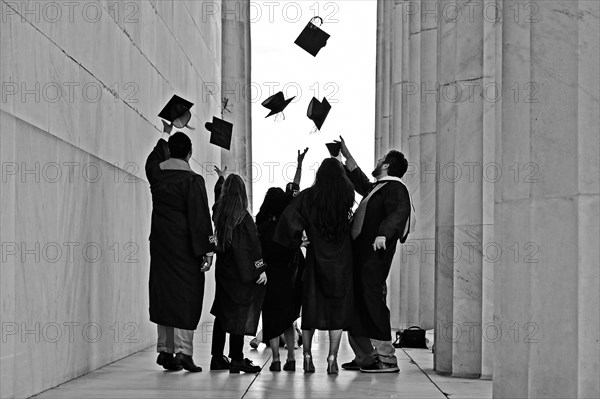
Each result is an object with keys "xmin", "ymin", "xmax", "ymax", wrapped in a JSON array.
[
  {"xmin": 375, "ymin": 0, "xmax": 599, "ymax": 396},
  {"xmin": 0, "ymin": 1, "xmax": 234, "ymax": 397},
  {"xmin": 493, "ymin": 0, "xmax": 599, "ymax": 397}
]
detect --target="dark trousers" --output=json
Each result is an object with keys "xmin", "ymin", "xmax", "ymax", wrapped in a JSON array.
[{"xmin": 211, "ymin": 318, "xmax": 244, "ymax": 361}]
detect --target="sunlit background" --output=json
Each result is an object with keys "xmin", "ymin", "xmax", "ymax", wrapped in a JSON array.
[{"xmin": 251, "ymin": 0, "xmax": 377, "ymax": 212}]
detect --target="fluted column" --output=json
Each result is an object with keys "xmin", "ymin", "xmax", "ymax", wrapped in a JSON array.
[
  {"xmin": 375, "ymin": 0, "xmax": 394, "ymax": 160},
  {"xmin": 493, "ymin": 0, "xmax": 599, "ymax": 397},
  {"xmin": 433, "ymin": 0, "xmax": 486, "ymax": 378},
  {"xmin": 221, "ymin": 0, "xmax": 253, "ymax": 208},
  {"xmin": 381, "ymin": 0, "xmax": 437, "ymax": 331}
]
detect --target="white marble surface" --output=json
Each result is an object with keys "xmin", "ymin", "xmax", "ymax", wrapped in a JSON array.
[
  {"xmin": 0, "ymin": 1, "xmax": 230, "ymax": 397},
  {"xmin": 494, "ymin": 1, "xmax": 600, "ymax": 397}
]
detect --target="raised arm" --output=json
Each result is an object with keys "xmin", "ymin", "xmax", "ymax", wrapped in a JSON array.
[
  {"xmin": 292, "ymin": 147, "xmax": 309, "ymax": 187},
  {"xmin": 145, "ymin": 133, "xmax": 170, "ymax": 185},
  {"xmin": 336, "ymin": 136, "xmax": 372, "ymax": 196},
  {"xmin": 213, "ymin": 165, "xmax": 227, "ymax": 201}
]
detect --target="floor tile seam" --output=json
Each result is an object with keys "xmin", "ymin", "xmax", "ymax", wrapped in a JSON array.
[{"xmin": 400, "ymin": 348, "xmax": 449, "ymax": 399}]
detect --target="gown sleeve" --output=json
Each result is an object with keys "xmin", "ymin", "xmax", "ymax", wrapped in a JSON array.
[
  {"xmin": 187, "ymin": 175, "xmax": 217, "ymax": 256},
  {"xmin": 273, "ymin": 192, "xmax": 307, "ymax": 250},
  {"xmin": 345, "ymin": 165, "xmax": 373, "ymax": 197},
  {"xmin": 233, "ymin": 214, "xmax": 267, "ymax": 283},
  {"xmin": 145, "ymin": 139, "xmax": 169, "ymax": 186}
]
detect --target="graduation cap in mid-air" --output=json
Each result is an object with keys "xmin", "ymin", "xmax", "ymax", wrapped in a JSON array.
[
  {"xmin": 325, "ymin": 142, "xmax": 341, "ymax": 157},
  {"xmin": 205, "ymin": 117, "xmax": 233, "ymax": 150},
  {"xmin": 262, "ymin": 91, "xmax": 295, "ymax": 118},
  {"xmin": 307, "ymin": 97, "xmax": 331, "ymax": 130},
  {"xmin": 294, "ymin": 17, "xmax": 330, "ymax": 57},
  {"xmin": 158, "ymin": 95, "xmax": 194, "ymax": 131}
]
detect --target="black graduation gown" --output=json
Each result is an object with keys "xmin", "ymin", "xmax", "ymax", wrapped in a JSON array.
[
  {"xmin": 145, "ymin": 139, "xmax": 215, "ymax": 330},
  {"xmin": 346, "ymin": 166, "xmax": 411, "ymax": 341},
  {"xmin": 274, "ymin": 188, "xmax": 353, "ymax": 331},
  {"xmin": 211, "ymin": 179, "xmax": 267, "ymax": 336},
  {"xmin": 258, "ymin": 183, "xmax": 304, "ymax": 341}
]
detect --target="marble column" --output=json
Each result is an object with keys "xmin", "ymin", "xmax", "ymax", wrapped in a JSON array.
[
  {"xmin": 433, "ymin": 0, "xmax": 488, "ymax": 378},
  {"xmin": 378, "ymin": 0, "xmax": 436, "ymax": 331},
  {"xmin": 493, "ymin": 1, "xmax": 599, "ymax": 397},
  {"xmin": 221, "ymin": 0, "xmax": 253, "ymax": 209},
  {"xmin": 375, "ymin": 0, "xmax": 393, "ymax": 160}
]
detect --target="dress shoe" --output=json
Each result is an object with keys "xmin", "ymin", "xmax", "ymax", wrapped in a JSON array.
[
  {"xmin": 326, "ymin": 355, "xmax": 339, "ymax": 375},
  {"xmin": 269, "ymin": 360, "xmax": 281, "ymax": 372},
  {"xmin": 230, "ymin": 358, "xmax": 261, "ymax": 374},
  {"xmin": 172, "ymin": 353, "xmax": 202, "ymax": 372},
  {"xmin": 303, "ymin": 353, "xmax": 315, "ymax": 373},
  {"xmin": 341, "ymin": 360, "xmax": 361, "ymax": 371},
  {"xmin": 210, "ymin": 355, "xmax": 230, "ymax": 371},
  {"xmin": 283, "ymin": 360, "xmax": 296, "ymax": 371},
  {"xmin": 156, "ymin": 352, "xmax": 182, "ymax": 371}
]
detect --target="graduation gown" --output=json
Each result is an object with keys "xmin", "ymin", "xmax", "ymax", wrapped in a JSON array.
[
  {"xmin": 346, "ymin": 166, "xmax": 411, "ymax": 341},
  {"xmin": 211, "ymin": 178, "xmax": 267, "ymax": 336},
  {"xmin": 145, "ymin": 138, "xmax": 215, "ymax": 331},
  {"xmin": 258, "ymin": 183, "xmax": 304, "ymax": 341},
  {"xmin": 274, "ymin": 188, "xmax": 353, "ymax": 331}
]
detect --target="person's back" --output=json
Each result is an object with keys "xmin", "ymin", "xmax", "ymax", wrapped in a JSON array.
[{"xmin": 145, "ymin": 131, "xmax": 215, "ymax": 373}]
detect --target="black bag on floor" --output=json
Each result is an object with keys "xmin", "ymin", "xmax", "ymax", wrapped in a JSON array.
[{"xmin": 393, "ymin": 326, "xmax": 428, "ymax": 349}]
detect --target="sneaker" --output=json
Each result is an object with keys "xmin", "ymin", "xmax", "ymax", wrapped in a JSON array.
[
  {"xmin": 230, "ymin": 358, "xmax": 261, "ymax": 374},
  {"xmin": 341, "ymin": 360, "xmax": 361, "ymax": 371},
  {"xmin": 360, "ymin": 361, "xmax": 399, "ymax": 373},
  {"xmin": 210, "ymin": 355, "xmax": 230, "ymax": 371}
]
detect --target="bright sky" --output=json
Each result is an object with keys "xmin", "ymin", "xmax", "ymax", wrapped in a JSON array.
[{"xmin": 251, "ymin": 0, "xmax": 377, "ymax": 212}]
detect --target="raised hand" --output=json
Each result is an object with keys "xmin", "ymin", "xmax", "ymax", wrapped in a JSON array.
[
  {"xmin": 335, "ymin": 136, "xmax": 351, "ymax": 159},
  {"xmin": 214, "ymin": 165, "xmax": 227, "ymax": 178},
  {"xmin": 297, "ymin": 147, "xmax": 309, "ymax": 164}
]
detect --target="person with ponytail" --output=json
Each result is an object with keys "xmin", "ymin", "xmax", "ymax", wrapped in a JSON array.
[
  {"xmin": 274, "ymin": 157, "xmax": 355, "ymax": 375},
  {"xmin": 209, "ymin": 170, "xmax": 267, "ymax": 374}
]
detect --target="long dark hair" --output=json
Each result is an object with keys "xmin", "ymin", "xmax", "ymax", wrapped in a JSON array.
[
  {"xmin": 256, "ymin": 187, "xmax": 287, "ymax": 226},
  {"xmin": 214, "ymin": 174, "xmax": 248, "ymax": 251},
  {"xmin": 309, "ymin": 158, "xmax": 355, "ymax": 241}
]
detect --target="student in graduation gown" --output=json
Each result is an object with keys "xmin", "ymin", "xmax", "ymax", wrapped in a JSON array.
[
  {"xmin": 145, "ymin": 131, "xmax": 215, "ymax": 372},
  {"xmin": 336, "ymin": 136, "xmax": 411, "ymax": 374},
  {"xmin": 209, "ymin": 173, "xmax": 268, "ymax": 374},
  {"xmin": 257, "ymin": 148, "xmax": 308, "ymax": 372},
  {"xmin": 274, "ymin": 158, "xmax": 355, "ymax": 375}
]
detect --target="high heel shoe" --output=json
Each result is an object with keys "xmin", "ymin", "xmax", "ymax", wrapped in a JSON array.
[
  {"xmin": 303, "ymin": 353, "xmax": 315, "ymax": 373},
  {"xmin": 327, "ymin": 355, "xmax": 338, "ymax": 375}
]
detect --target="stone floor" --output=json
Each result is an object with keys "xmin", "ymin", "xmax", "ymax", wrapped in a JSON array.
[{"xmin": 32, "ymin": 331, "xmax": 492, "ymax": 399}]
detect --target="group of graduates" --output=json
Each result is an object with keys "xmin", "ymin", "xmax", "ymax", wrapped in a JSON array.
[{"xmin": 145, "ymin": 128, "xmax": 412, "ymax": 375}]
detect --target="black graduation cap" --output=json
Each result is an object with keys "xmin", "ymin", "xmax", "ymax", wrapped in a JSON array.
[
  {"xmin": 294, "ymin": 17, "xmax": 330, "ymax": 57},
  {"xmin": 205, "ymin": 117, "xmax": 233, "ymax": 150},
  {"xmin": 307, "ymin": 97, "xmax": 331, "ymax": 130},
  {"xmin": 325, "ymin": 142, "xmax": 341, "ymax": 157},
  {"xmin": 158, "ymin": 95, "xmax": 194, "ymax": 129},
  {"xmin": 262, "ymin": 91, "xmax": 295, "ymax": 118}
]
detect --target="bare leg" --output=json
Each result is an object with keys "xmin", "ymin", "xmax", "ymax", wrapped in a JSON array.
[
  {"xmin": 302, "ymin": 329, "xmax": 315, "ymax": 372},
  {"xmin": 269, "ymin": 337, "xmax": 281, "ymax": 362},
  {"xmin": 283, "ymin": 326, "xmax": 296, "ymax": 361},
  {"xmin": 328, "ymin": 329, "xmax": 343, "ymax": 358},
  {"xmin": 302, "ymin": 329, "xmax": 315, "ymax": 356}
]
